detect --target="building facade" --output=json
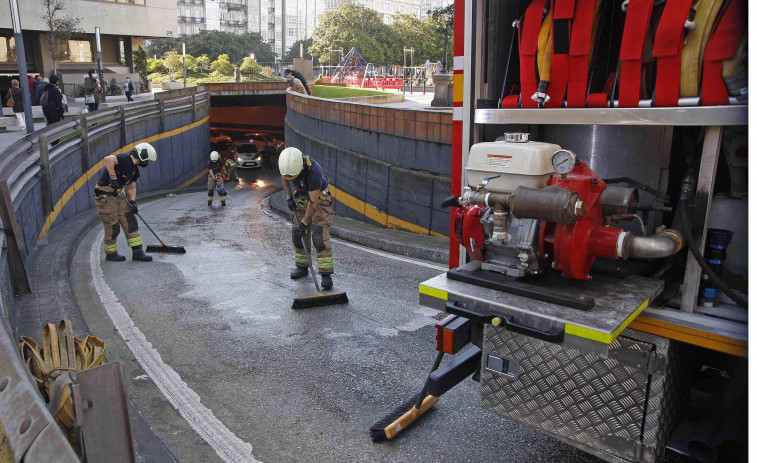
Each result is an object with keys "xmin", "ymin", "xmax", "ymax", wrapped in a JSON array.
[
  {"xmin": 0, "ymin": 0, "xmax": 177, "ymax": 94},
  {"xmin": 418, "ymin": 0, "xmax": 453, "ymax": 16}
]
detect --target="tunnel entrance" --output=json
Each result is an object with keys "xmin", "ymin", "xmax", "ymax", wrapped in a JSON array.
[{"xmin": 209, "ymin": 91, "xmax": 287, "ymax": 187}]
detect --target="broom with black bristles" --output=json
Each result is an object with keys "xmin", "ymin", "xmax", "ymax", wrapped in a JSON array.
[
  {"xmin": 291, "ymin": 212, "xmax": 348, "ymax": 309},
  {"xmin": 369, "ymin": 351, "xmax": 444, "ymax": 442}
]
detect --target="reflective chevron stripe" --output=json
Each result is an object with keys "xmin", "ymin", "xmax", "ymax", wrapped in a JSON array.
[
  {"xmin": 316, "ymin": 257, "xmax": 333, "ymax": 270},
  {"xmin": 127, "ymin": 237, "xmax": 143, "ymax": 247},
  {"xmin": 295, "ymin": 252, "xmax": 308, "ymax": 264}
]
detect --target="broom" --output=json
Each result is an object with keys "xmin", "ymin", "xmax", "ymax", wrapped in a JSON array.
[
  {"xmin": 117, "ymin": 190, "xmax": 186, "ymax": 254},
  {"xmin": 369, "ymin": 351, "xmax": 444, "ymax": 442},
  {"xmin": 291, "ymin": 212, "xmax": 348, "ymax": 309}
]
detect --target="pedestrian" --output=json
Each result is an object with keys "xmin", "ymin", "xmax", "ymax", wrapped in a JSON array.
[
  {"xmin": 207, "ymin": 151, "xmax": 227, "ymax": 206},
  {"xmin": 93, "ymin": 142, "xmax": 157, "ymax": 262},
  {"xmin": 279, "ymin": 147, "xmax": 335, "ymax": 289},
  {"xmin": 286, "ymin": 75, "xmax": 307, "ymax": 95},
  {"xmin": 84, "ymin": 69, "xmax": 101, "ymax": 112},
  {"xmin": 41, "ymin": 75, "xmax": 65, "ymax": 125},
  {"xmin": 284, "ymin": 68, "xmax": 311, "ymax": 95},
  {"xmin": 123, "ymin": 77, "xmax": 134, "ymax": 102},
  {"xmin": 224, "ymin": 157, "xmax": 237, "ymax": 182},
  {"xmin": 27, "ymin": 75, "xmax": 35, "ymax": 98},
  {"xmin": 6, "ymin": 79, "xmax": 25, "ymax": 131},
  {"xmin": 32, "ymin": 75, "xmax": 43, "ymax": 105}
]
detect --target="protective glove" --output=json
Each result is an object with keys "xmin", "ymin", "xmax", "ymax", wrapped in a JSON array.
[
  {"xmin": 109, "ymin": 175, "xmax": 119, "ymax": 190},
  {"xmin": 128, "ymin": 200, "xmax": 138, "ymax": 214},
  {"xmin": 294, "ymin": 221, "xmax": 309, "ymax": 235},
  {"xmin": 286, "ymin": 194, "xmax": 297, "ymax": 212}
]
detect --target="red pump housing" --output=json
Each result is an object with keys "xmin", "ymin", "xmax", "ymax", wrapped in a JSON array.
[{"xmin": 539, "ymin": 161, "xmax": 624, "ymax": 280}]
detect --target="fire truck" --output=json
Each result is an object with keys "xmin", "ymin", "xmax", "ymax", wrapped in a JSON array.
[{"xmin": 414, "ymin": 1, "xmax": 748, "ymax": 461}]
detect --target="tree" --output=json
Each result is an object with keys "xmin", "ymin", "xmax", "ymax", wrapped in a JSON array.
[
  {"xmin": 194, "ymin": 54, "xmax": 211, "ymax": 73},
  {"xmin": 164, "ymin": 51, "xmax": 183, "ymax": 81},
  {"xmin": 41, "ymin": 0, "xmax": 82, "ymax": 75},
  {"xmin": 145, "ymin": 38, "xmax": 179, "ymax": 58},
  {"xmin": 310, "ymin": 2, "xmax": 398, "ymax": 64},
  {"xmin": 284, "ymin": 38, "xmax": 317, "ymax": 64},
  {"xmin": 133, "ymin": 46, "xmax": 149, "ymax": 93},
  {"xmin": 239, "ymin": 56, "xmax": 260, "ymax": 74},
  {"xmin": 147, "ymin": 57, "xmax": 167, "ymax": 74},
  {"xmin": 211, "ymin": 54, "xmax": 234, "ymax": 75}
]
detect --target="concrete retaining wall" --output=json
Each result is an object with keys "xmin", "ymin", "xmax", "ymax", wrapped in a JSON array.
[{"xmin": 285, "ymin": 90, "xmax": 452, "ymax": 236}]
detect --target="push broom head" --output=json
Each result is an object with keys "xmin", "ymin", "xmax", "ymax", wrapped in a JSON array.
[
  {"xmin": 146, "ymin": 244, "xmax": 186, "ymax": 254},
  {"xmin": 291, "ymin": 291, "xmax": 348, "ymax": 309}
]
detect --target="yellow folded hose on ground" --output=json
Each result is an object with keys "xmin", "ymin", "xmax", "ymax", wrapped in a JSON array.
[
  {"xmin": 18, "ymin": 320, "xmax": 106, "ymax": 430},
  {"xmin": 680, "ymin": 0, "xmax": 725, "ymax": 97}
]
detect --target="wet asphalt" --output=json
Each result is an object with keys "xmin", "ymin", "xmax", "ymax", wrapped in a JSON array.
[{"xmin": 69, "ymin": 168, "xmax": 603, "ymax": 463}]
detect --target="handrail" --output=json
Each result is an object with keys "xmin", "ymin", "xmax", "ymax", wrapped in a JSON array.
[{"xmin": 0, "ymin": 89, "xmax": 210, "ymax": 462}]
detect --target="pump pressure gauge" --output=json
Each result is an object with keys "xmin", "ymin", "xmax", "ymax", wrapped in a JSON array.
[{"xmin": 552, "ymin": 149, "xmax": 577, "ymax": 174}]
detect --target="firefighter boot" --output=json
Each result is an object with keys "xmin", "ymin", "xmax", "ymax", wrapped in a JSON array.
[
  {"xmin": 290, "ymin": 267, "xmax": 308, "ymax": 279},
  {"xmin": 131, "ymin": 245, "xmax": 153, "ymax": 262},
  {"xmin": 321, "ymin": 273, "xmax": 333, "ymax": 289},
  {"xmin": 105, "ymin": 252, "xmax": 126, "ymax": 262}
]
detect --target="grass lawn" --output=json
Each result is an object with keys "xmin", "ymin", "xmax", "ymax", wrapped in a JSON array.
[{"xmin": 312, "ymin": 86, "xmax": 394, "ymax": 99}]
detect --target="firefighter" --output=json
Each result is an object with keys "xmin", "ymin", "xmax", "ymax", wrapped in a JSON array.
[
  {"xmin": 94, "ymin": 142, "xmax": 156, "ymax": 262},
  {"xmin": 208, "ymin": 151, "xmax": 227, "ymax": 206},
  {"xmin": 279, "ymin": 147, "xmax": 335, "ymax": 289},
  {"xmin": 224, "ymin": 157, "xmax": 237, "ymax": 182}
]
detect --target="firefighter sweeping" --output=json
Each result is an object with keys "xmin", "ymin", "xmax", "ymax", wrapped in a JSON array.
[
  {"xmin": 208, "ymin": 151, "xmax": 227, "ymax": 206},
  {"xmin": 94, "ymin": 142, "xmax": 157, "ymax": 262}
]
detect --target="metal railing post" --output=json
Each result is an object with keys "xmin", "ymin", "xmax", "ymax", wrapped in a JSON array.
[
  {"xmin": 118, "ymin": 105, "xmax": 127, "ymax": 147},
  {"xmin": 0, "ymin": 181, "xmax": 31, "ymax": 294},
  {"xmin": 191, "ymin": 94, "xmax": 197, "ymax": 123},
  {"xmin": 159, "ymin": 98, "xmax": 165, "ymax": 133},
  {"xmin": 80, "ymin": 115, "xmax": 90, "ymax": 173},
  {"xmin": 37, "ymin": 135, "xmax": 54, "ymax": 216}
]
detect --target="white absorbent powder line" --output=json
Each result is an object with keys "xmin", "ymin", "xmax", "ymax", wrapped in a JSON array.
[{"xmin": 90, "ymin": 231, "xmax": 258, "ymax": 463}]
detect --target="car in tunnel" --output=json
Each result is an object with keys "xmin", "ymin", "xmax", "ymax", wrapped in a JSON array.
[
  {"xmin": 244, "ymin": 132, "xmax": 285, "ymax": 154},
  {"xmin": 234, "ymin": 141, "xmax": 263, "ymax": 169},
  {"xmin": 210, "ymin": 129, "xmax": 233, "ymax": 150}
]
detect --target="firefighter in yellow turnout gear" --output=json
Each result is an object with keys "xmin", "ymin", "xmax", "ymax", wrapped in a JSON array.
[
  {"xmin": 94, "ymin": 142, "xmax": 157, "ymax": 262},
  {"xmin": 207, "ymin": 151, "xmax": 227, "ymax": 206},
  {"xmin": 279, "ymin": 147, "xmax": 335, "ymax": 289}
]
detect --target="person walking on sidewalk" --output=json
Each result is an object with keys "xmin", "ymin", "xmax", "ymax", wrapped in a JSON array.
[
  {"xmin": 84, "ymin": 69, "xmax": 101, "ymax": 112},
  {"xmin": 94, "ymin": 143, "xmax": 157, "ymax": 262},
  {"xmin": 207, "ymin": 151, "xmax": 227, "ymax": 206},
  {"xmin": 123, "ymin": 77, "xmax": 135, "ymax": 102},
  {"xmin": 279, "ymin": 147, "xmax": 335, "ymax": 289},
  {"xmin": 6, "ymin": 79, "xmax": 25, "ymax": 131},
  {"xmin": 41, "ymin": 75, "xmax": 65, "ymax": 125}
]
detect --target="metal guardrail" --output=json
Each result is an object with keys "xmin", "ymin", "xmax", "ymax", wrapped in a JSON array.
[{"xmin": 0, "ymin": 90, "xmax": 209, "ymax": 462}]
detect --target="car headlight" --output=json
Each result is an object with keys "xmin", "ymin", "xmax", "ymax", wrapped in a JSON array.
[
  {"xmin": 236, "ymin": 156, "xmax": 244, "ymax": 162},
  {"xmin": 253, "ymin": 154, "xmax": 261, "ymax": 160}
]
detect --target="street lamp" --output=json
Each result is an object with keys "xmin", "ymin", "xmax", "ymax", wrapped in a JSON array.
[{"xmin": 95, "ymin": 26, "xmax": 105, "ymax": 103}]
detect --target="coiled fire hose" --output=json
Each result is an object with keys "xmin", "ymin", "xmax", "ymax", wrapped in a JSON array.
[
  {"xmin": 680, "ymin": 0, "xmax": 726, "ymax": 97},
  {"xmin": 18, "ymin": 320, "xmax": 106, "ymax": 430}
]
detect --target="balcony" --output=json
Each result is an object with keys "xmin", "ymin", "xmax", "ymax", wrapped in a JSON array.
[{"xmin": 222, "ymin": 1, "xmax": 247, "ymax": 9}]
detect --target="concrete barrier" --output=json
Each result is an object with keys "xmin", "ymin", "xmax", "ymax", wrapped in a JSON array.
[{"xmin": 285, "ymin": 89, "xmax": 452, "ymax": 237}]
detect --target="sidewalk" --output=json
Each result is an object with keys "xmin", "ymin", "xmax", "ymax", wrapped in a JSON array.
[{"xmin": 268, "ymin": 189, "xmax": 449, "ymax": 264}]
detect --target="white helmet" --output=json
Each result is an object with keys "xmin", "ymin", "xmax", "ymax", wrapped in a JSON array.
[
  {"xmin": 279, "ymin": 147, "xmax": 305, "ymax": 177},
  {"xmin": 210, "ymin": 151, "xmax": 220, "ymax": 161},
  {"xmin": 132, "ymin": 142, "xmax": 157, "ymax": 166}
]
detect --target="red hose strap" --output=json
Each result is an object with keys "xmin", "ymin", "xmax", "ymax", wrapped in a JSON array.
[
  {"xmin": 701, "ymin": 0, "xmax": 746, "ymax": 105},
  {"xmin": 618, "ymin": 0, "xmax": 655, "ymax": 107},
  {"xmin": 567, "ymin": 0, "xmax": 600, "ymax": 107},
  {"xmin": 652, "ymin": 0, "xmax": 694, "ymax": 106}
]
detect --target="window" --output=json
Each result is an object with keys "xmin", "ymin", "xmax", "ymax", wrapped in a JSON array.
[
  {"xmin": 0, "ymin": 37, "xmax": 16, "ymax": 62},
  {"xmin": 64, "ymin": 40, "xmax": 93, "ymax": 62}
]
